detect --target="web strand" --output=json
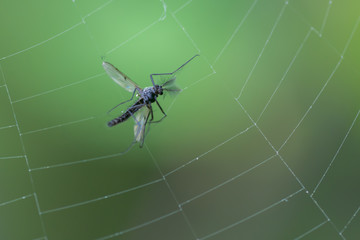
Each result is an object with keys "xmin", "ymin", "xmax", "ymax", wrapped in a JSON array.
[
  {"xmin": 0, "ymin": 64, "xmax": 48, "ymax": 239},
  {"xmin": 213, "ymin": 0, "xmax": 259, "ymax": 66},
  {"xmin": 340, "ymin": 206, "xmax": 360, "ymax": 234},
  {"xmin": 0, "ymin": 1, "xmax": 118, "ymax": 62},
  {"xmin": 12, "ymin": 73, "xmax": 105, "ymax": 104},
  {"xmin": 311, "ymin": 109, "xmax": 360, "ymax": 197},
  {"xmin": 319, "ymin": 1, "xmax": 333, "ymax": 36},
  {"xmin": 257, "ymin": 28, "xmax": 312, "ymax": 122},
  {"xmin": 231, "ymin": 7, "xmax": 360, "ymax": 228},
  {"xmin": 0, "ymin": 194, "xmax": 33, "ymax": 207},
  {"xmin": 82, "ymin": 0, "xmax": 114, "ymax": 19},
  {"xmin": 145, "ymin": 144, "xmax": 199, "ymax": 239},
  {"xmin": 97, "ymin": 209, "xmax": 181, "ymax": 240},
  {"xmin": 200, "ymin": 188, "xmax": 305, "ymax": 240},
  {"xmin": 33, "ymin": 125, "xmax": 253, "ymax": 215},
  {"xmin": 0, "ymin": 124, "xmax": 16, "ymax": 130},
  {"xmin": 235, "ymin": 101, "xmax": 344, "ymax": 239},
  {"xmin": 237, "ymin": 1, "xmax": 288, "ymax": 99},
  {"xmin": 179, "ymin": 154, "xmax": 277, "ymax": 206},
  {"xmin": 173, "ymin": 0, "xmax": 193, "ymax": 15},
  {"xmin": 0, "ymin": 155, "xmax": 24, "ymax": 160},
  {"xmin": 277, "ymin": 13, "xmax": 360, "ymax": 151},
  {"xmin": 0, "ymin": 22, "xmax": 83, "ymax": 62},
  {"xmin": 293, "ymin": 220, "xmax": 329, "ymax": 240},
  {"xmin": 278, "ymin": 55, "xmax": 343, "ymax": 151},
  {"xmin": 95, "ymin": 168, "xmax": 305, "ymax": 240},
  {"xmin": 1, "ymin": 1, "xmax": 359, "ymax": 239},
  {"xmin": 20, "ymin": 116, "xmax": 95, "ymax": 136},
  {"xmin": 40, "ymin": 178, "xmax": 163, "ymax": 215}
]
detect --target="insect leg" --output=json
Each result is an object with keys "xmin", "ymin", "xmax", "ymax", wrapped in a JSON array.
[
  {"xmin": 149, "ymin": 100, "xmax": 167, "ymax": 124},
  {"xmin": 149, "ymin": 54, "xmax": 200, "ymax": 87},
  {"xmin": 118, "ymin": 140, "xmax": 137, "ymax": 155},
  {"xmin": 145, "ymin": 105, "xmax": 155, "ymax": 136},
  {"xmin": 113, "ymin": 104, "xmax": 146, "ymax": 154},
  {"xmin": 148, "ymin": 104, "xmax": 154, "ymax": 121},
  {"xmin": 140, "ymin": 109, "xmax": 151, "ymax": 148},
  {"xmin": 128, "ymin": 104, "xmax": 150, "ymax": 147},
  {"xmin": 128, "ymin": 103, "xmax": 146, "ymax": 125},
  {"xmin": 107, "ymin": 89, "xmax": 137, "ymax": 114}
]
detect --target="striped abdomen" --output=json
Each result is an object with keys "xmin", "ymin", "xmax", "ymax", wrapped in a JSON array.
[{"xmin": 108, "ymin": 99, "xmax": 144, "ymax": 127}]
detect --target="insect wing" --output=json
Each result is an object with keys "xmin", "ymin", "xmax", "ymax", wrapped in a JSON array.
[
  {"xmin": 102, "ymin": 62, "xmax": 140, "ymax": 93},
  {"xmin": 162, "ymin": 77, "xmax": 182, "ymax": 95},
  {"xmin": 152, "ymin": 54, "xmax": 200, "ymax": 87},
  {"xmin": 134, "ymin": 106, "xmax": 150, "ymax": 147}
]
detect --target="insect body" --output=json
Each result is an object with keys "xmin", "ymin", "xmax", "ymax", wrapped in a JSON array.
[
  {"xmin": 107, "ymin": 98, "xmax": 144, "ymax": 127},
  {"xmin": 103, "ymin": 54, "xmax": 199, "ymax": 148},
  {"xmin": 107, "ymin": 85, "xmax": 163, "ymax": 127}
]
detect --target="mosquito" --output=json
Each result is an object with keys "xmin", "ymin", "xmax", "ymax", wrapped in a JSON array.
[{"xmin": 103, "ymin": 54, "xmax": 199, "ymax": 150}]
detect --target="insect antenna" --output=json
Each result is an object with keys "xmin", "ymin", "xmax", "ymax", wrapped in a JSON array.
[{"xmin": 149, "ymin": 54, "xmax": 200, "ymax": 87}]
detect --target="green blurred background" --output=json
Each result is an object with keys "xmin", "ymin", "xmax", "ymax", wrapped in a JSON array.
[{"xmin": 0, "ymin": 0, "xmax": 359, "ymax": 239}]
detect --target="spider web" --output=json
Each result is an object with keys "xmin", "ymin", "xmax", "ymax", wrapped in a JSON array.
[{"xmin": 0, "ymin": 0, "xmax": 360, "ymax": 239}]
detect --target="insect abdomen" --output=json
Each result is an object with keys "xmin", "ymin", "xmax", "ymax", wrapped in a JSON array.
[
  {"xmin": 107, "ymin": 99, "xmax": 144, "ymax": 127},
  {"xmin": 107, "ymin": 113, "xmax": 131, "ymax": 127}
]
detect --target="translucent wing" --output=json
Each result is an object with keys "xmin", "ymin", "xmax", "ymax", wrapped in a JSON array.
[
  {"xmin": 151, "ymin": 54, "xmax": 200, "ymax": 88},
  {"xmin": 102, "ymin": 62, "xmax": 140, "ymax": 93},
  {"xmin": 134, "ymin": 106, "xmax": 150, "ymax": 147},
  {"xmin": 162, "ymin": 77, "xmax": 182, "ymax": 96}
]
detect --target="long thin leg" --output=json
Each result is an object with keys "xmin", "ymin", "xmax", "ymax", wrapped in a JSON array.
[
  {"xmin": 111, "ymin": 103, "xmax": 148, "ymax": 153},
  {"xmin": 149, "ymin": 54, "xmax": 199, "ymax": 86},
  {"xmin": 128, "ymin": 104, "xmax": 153, "ymax": 148},
  {"xmin": 107, "ymin": 89, "xmax": 137, "ymax": 114},
  {"xmin": 128, "ymin": 103, "xmax": 146, "ymax": 125},
  {"xmin": 148, "ymin": 104, "xmax": 154, "ymax": 122},
  {"xmin": 149, "ymin": 100, "xmax": 167, "ymax": 124},
  {"xmin": 156, "ymin": 99, "xmax": 166, "ymax": 115},
  {"xmin": 145, "ymin": 105, "xmax": 155, "ymax": 136},
  {"xmin": 118, "ymin": 140, "xmax": 137, "ymax": 155},
  {"xmin": 115, "ymin": 104, "xmax": 144, "ymax": 154},
  {"xmin": 109, "ymin": 102, "xmax": 146, "ymax": 126},
  {"xmin": 139, "ymin": 109, "xmax": 151, "ymax": 148}
]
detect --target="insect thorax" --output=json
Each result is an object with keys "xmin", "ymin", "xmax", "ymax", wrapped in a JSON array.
[{"xmin": 142, "ymin": 86, "xmax": 157, "ymax": 103}]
